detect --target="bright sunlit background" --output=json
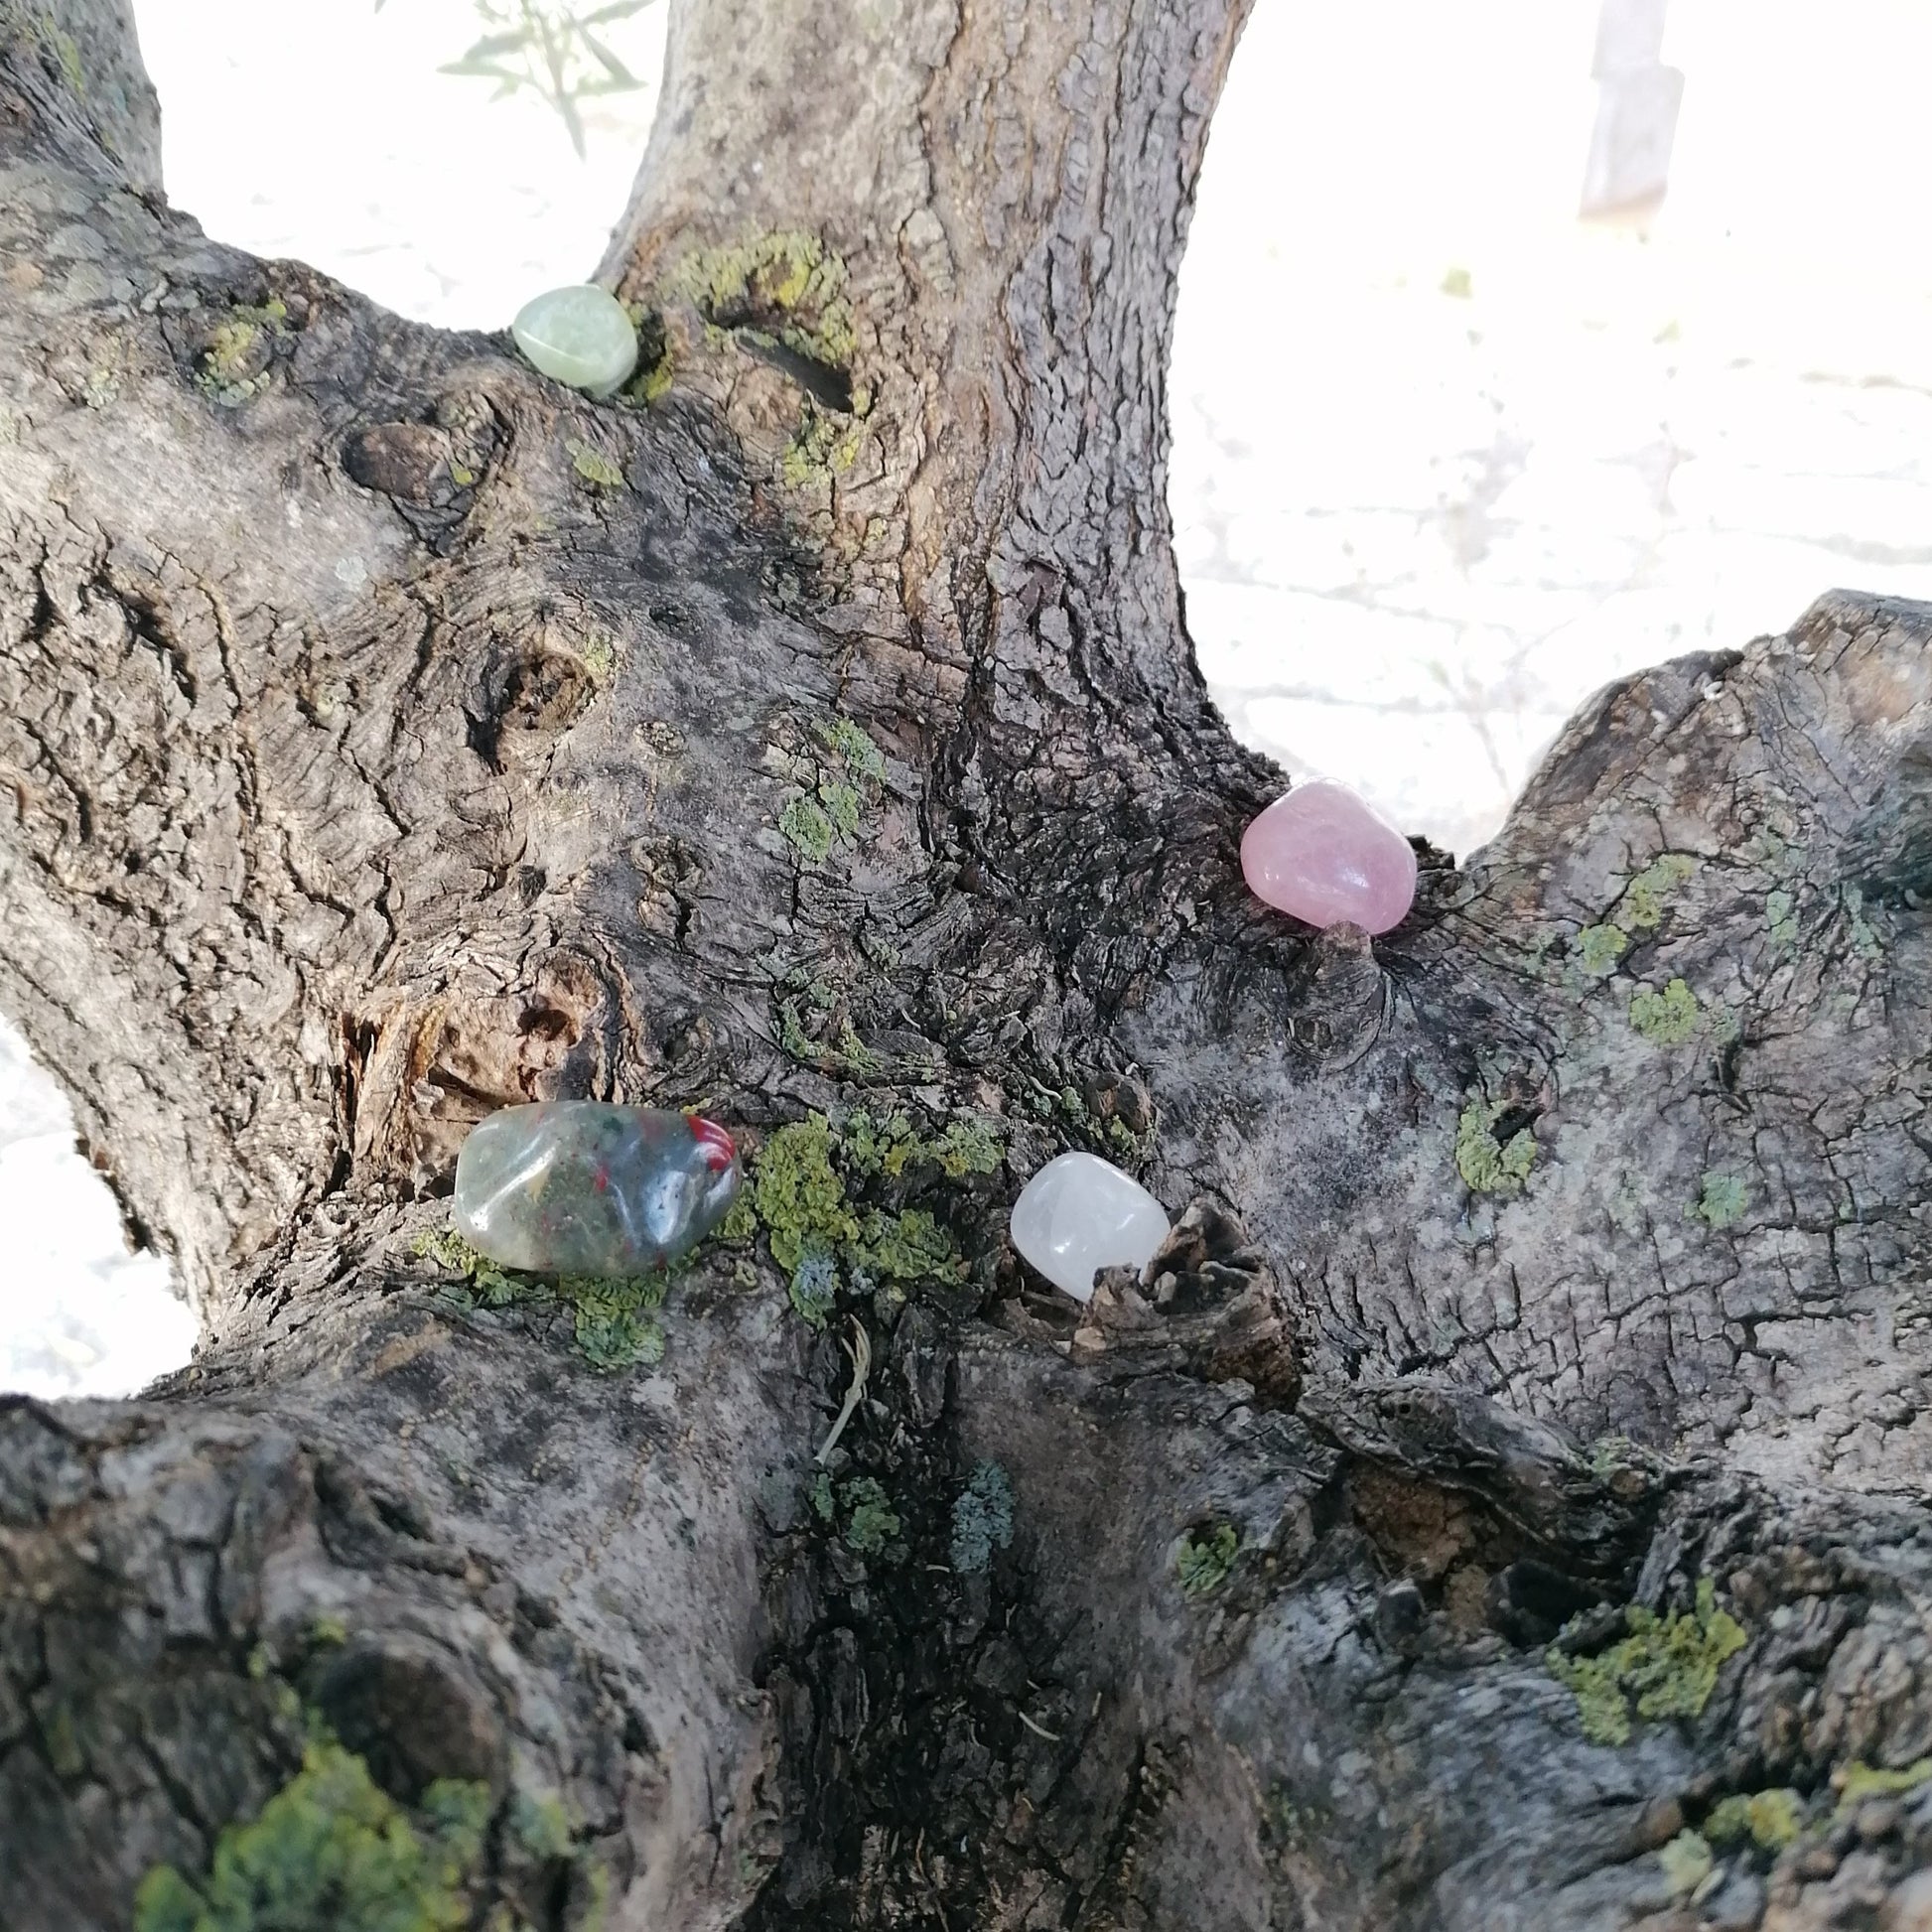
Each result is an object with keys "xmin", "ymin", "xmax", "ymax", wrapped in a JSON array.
[{"xmin": 11, "ymin": 0, "xmax": 1932, "ymax": 1395}]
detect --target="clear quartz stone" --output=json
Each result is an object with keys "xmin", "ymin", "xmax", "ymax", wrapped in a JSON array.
[
  {"xmin": 509, "ymin": 285, "xmax": 639, "ymax": 396},
  {"xmin": 1009, "ymin": 1152, "xmax": 1170, "ymax": 1303},
  {"xmin": 454, "ymin": 1103, "xmax": 740, "ymax": 1276}
]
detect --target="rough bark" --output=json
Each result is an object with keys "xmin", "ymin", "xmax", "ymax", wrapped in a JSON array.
[{"xmin": 3, "ymin": 1, "xmax": 1932, "ymax": 1929}]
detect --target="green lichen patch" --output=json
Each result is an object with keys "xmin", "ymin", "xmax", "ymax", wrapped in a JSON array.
[
  {"xmin": 778, "ymin": 793, "xmax": 836, "ymax": 866},
  {"xmin": 815, "ymin": 716, "xmax": 889, "ymax": 785},
  {"xmin": 1576, "ymin": 923, "xmax": 1628, "ymax": 975},
  {"xmin": 133, "ymin": 1740, "xmax": 489, "ymax": 1932},
  {"xmin": 1766, "ymin": 888, "xmax": 1799, "ymax": 951},
  {"xmin": 1835, "ymin": 1756, "xmax": 1932, "ymax": 1810},
  {"xmin": 751, "ymin": 1116, "xmax": 858, "ymax": 1277},
  {"xmin": 1706, "ymin": 1787, "xmax": 1803, "ymax": 1850},
  {"xmin": 198, "ymin": 297, "xmax": 289, "ymax": 408},
  {"xmin": 1841, "ymin": 883, "xmax": 1885, "ymax": 960},
  {"xmin": 782, "ymin": 407, "xmax": 863, "ymax": 488},
  {"xmin": 672, "ymin": 230, "xmax": 857, "ymax": 372},
  {"xmin": 566, "ymin": 438, "xmax": 626, "ymax": 490},
  {"xmin": 1547, "ymin": 1578, "xmax": 1746, "ymax": 1746},
  {"xmin": 950, "ymin": 1460, "xmax": 1016, "ymax": 1575},
  {"xmin": 1657, "ymin": 1829, "xmax": 1713, "ymax": 1898},
  {"xmin": 842, "ymin": 1476, "xmax": 901, "ymax": 1556},
  {"xmin": 1691, "ymin": 1173, "xmax": 1749, "ymax": 1230},
  {"xmin": 1624, "ymin": 853, "xmax": 1698, "ymax": 930},
  {"xmin": 1629, "ymin": 977, "xmax": 1701, "ymax": 1045},
  {"xmin": 412, "ymin": 1227, "xmax": 669, "ymax": 1371},
  {"xmin": 1455, "ymin": 1098, "xmax": 1537, "ymax": 1195},
  {"xmin": 1177, "ymin": 1523, "xmax": 1239, "ymax": 1598},
  {"xmin": 744, "ymin": 1112, "xmax": 977, "ymax": 1325}
]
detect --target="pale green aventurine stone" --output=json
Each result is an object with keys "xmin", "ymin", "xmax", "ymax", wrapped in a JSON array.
[{"xmin": 510, "ymin": 285, "xmax": 638, "ymax": 396}]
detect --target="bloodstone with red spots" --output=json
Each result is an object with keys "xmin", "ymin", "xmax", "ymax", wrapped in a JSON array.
[{"xmin": 454, "ymin": 1102, "xmax": 742, "ymax": 1276}]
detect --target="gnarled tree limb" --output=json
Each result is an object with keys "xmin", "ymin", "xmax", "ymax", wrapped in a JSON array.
[{"xmin": 2, "ymin": 0, "xmax": 1930, "ymax": 1926}]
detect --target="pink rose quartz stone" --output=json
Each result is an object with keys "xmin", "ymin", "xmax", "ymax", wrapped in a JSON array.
[{"xmin": 1240, "ymin": 779, "xmax": 1417, "ymax": 934}]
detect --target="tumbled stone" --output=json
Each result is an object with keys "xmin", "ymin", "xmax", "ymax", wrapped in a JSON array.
[
  {"xmin": 454, "ymin": 1103, "xmax": 740, "ymax": 1276},
  {"xmin": 509, "ymin": 285, "xmax": 638, "ymax": 396},
  {"xmin": 1009, "ymin": 1152, "xmax": 1170, "ymax": 1303},
  {"xmin": 1240, "ymin": 778, "xmax": 1417, "ymax": 934}
]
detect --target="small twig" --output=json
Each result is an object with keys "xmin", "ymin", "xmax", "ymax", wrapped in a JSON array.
[
  {"xmin": 1017, "ymin": 1710, "xmax": 1061, "ymax": 1741},
  {"xmin": 814, "ymin": 1316, "xmax": 872, "ymax": 1465}
]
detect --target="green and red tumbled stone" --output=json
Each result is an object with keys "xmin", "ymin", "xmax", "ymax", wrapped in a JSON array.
[{"xmin": 454, "ymin": 1103, "xmax": 742, "ymax": 1276}]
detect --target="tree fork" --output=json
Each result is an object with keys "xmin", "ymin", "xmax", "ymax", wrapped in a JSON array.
[{"xmin": 4, "ymin": 0, "xmax": 1932, "ymax": 1927}]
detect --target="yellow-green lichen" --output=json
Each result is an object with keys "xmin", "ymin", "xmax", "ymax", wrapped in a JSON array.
[
  {"xmin": 1546, "ymin": 1578, "xmax": 1746, "ymax": 1746},
  {"xmin": 1177, "ymin": 1523, "xmax": 1239, "ymax": 1598},
  {"xmin": 1624, "ymin": 854, "xmax": 1697, "ymax": 930},
  {"xmin": 750, "ymin": 1116, "xmax": 859, "ymax": 1278},
  {"xmin": 670, "ymin": 231, "xmax": 857, "ymax": 371},
  {"xmin": 1629, "ymin": 977, "xmax": 1700, "ymax": 1045},
  {"xmin": 198, "ymin": 298, "xmax": 288, "ymax": 408},
  {"xmin": 1835, "ymin": 1756, "xmax": 1932, "ymax": 1810},
  {"xmin": 566, "ymin": 438, "xmax": 626, "ymax": 490},
  {"xmin": 1691, "ymin": 1173, "xmax": 1749, "ymax": 1230},
  {"xmin": 1658, "ymin": 1829, "xmax": 1713, "ymax": 1898},
  {"xmin": 132, "ymin": 1740, "xmax": 489, "ymax": 1932},
  {"xmin": 782, "ymin": 407, "xmax": 863, "ymax": 487},
  {"xmin": 1455, "ymin": 1098, "xmax": 1536, "ymax": 1195},
  {"xmin": 1576, "ymin": 923, "xmax": 1628, "ymax": 975},
  {"xmin": 1706, "ymin": 1787, "xmax": 1802, "ymax": 1850},
  {"xmin": 412, "ymin": 1227, "xmax": 668, "ymax": 1370},
  {"xmin": 744, "ymin": 1113, "xmax": 972, "ymax": 1318}
]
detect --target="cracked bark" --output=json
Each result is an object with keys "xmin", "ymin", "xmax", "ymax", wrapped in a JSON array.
[{"xmin": 4, "ymin": 1, "xmax": 1932, "ymax": 1928}]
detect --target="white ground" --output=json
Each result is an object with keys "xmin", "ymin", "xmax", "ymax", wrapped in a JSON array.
[{"xmin": 9, "ymin": 0, "xmax": 1932, "ymax": 1395}]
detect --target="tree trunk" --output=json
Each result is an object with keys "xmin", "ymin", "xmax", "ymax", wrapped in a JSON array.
[{"xmin": 4, "ymin": 2, "xmax": 1932, "ymax": 1928}]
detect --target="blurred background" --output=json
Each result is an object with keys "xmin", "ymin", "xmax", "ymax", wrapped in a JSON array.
[{"xmin": 10, "ymin": 0, "xmax": 1932, "ymax": 1394}]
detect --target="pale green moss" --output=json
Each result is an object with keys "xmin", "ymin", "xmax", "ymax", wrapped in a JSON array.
[
  {"xmin": 1706, "ymin": 1787, "xmax": 1802, "ymax": 1849},
  {"xmin": 133, "ymin": 1741, "xmax": 488, "ymax": 1932},
  {"xmin": 1629, "ymin": 977, "xmax": 1701, "ymax": 1044},
  {"xmin": 1177, "ymin": 1523, "xmax": 1238, "ymax": 1597},
  {"xmin": 566, "ymin": 439, "xmax": 626, "ymax": 490},
  {"xmin": 1455, "ymin": 1098, "xmax": 1537, "ymax": 1195},
  {"xmin": 1658, "ymin": 1829, "xmax": 1713, "ymax": 1898},
  {"xmin": 1547, "ymin": 1578, "xmax": 1746, "ymax": 1746},
  {"xmin": 1576, "ymin": 923, "xmax": 1628, "ymax": 975},
  {"xmin": 1692, "ymin": 1173, "xmax": 1749, "ymax": 1229},
  {"xmin": 1836, "ymin": 1756, "xmax": 1932, "ymax": 1809}
]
